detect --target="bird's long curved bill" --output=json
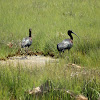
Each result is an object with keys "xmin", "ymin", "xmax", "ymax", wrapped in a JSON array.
[{"xmin": 72, "ymin": 32, "xmax": 80, "ymax": 39}]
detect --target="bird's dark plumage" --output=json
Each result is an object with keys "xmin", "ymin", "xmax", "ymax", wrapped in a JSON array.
[
  {"xmin": 21, "ymin": 29, "xmax": 32, "ymax": 58},
  {"xmin": 21, "ymin": 29, "xmax": 32, "ymax": 48},
  {"xmin": 57, "ymin": 30, "xmax": 79, "ymax": 55}
]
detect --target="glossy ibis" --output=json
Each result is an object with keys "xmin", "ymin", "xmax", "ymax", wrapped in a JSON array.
[
  {"xmin": 57, "ymin": 30, "xmax": 79, "ymax": 56},
  {"xmin": 21, "ymin": 29, "xmax": 32, "ymax": 57}
]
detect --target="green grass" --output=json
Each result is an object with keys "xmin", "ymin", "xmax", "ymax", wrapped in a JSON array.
[
  {"xmin": 0, "ymin": 0, "xmax": 100, "ymax": 99},
  {"xmin": 0, "ymin": 63, "xmax": 100, "ymax": 100}
]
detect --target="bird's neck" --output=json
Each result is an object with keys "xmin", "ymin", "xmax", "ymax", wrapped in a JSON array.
[
  {"xmin": 69, "ymin": 34, "xmax": 73, "ymax": 40},
  {"xmin": 29, "ymin": 31, "xmax": 31, "ymax": 37}
]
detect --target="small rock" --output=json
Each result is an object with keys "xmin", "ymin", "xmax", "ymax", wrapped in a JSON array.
[
  {"xmin": 28, "ymin": 87, "xmax": 41, "ymax": 95},
  {"xmin": 66, "ymin": 63, "xmax": 81, "ymax": 69},
  {"xmin": 76, "ymin": 95, "xmax": 88, "ymax": 100},
  {"xmin": 26, "ymin": 80, "xmax": 52, "ymax": 95}
]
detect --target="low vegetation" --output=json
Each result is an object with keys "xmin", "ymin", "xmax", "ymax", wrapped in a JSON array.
[{"xmin": 0, "ymin": 63, "xmax": 100, "ymax": 100}]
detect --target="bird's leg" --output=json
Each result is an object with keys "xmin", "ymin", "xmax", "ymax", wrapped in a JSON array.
[
  {"xmin": 59, "ymin": 51, "xmax": 63, "ymax": 58},
  {"xmin": 61, "ymin": 49, "xmax": 65, "ymax": 58},
  {"xmin": 27, "ymin": 47, "xmax": 29, "ymax": 55},
  {"xmin": 25, "ymin": 47, "xmax": 29, "ymax": 58},
  {"xmin": 24, "ymin": 47, "xmax": 27, "ymax": 59},
  {"xmin": 20, "ymin": 47, "xmax": 27, "ymax": 59},
  {"xmin": 59, "ymin": 51, "xmax": 61, "ymax": 57},
  {"xmin": 20, "ymin": 48, "xmax": 23, "ymax": 56},
  {"xmin": 66, "ymin": 49, "xmax": 70, "ymax": 60},
  {"xmin": 25, "ymin": 47, "xmax": 26, "ymax": 53},
  {"xmin": 62, "ymin": 50, "xmax": 64, "ymax": 53}
]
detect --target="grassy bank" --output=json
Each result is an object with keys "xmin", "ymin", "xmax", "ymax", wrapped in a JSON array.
[{"xmin": 0, "ymin": 63, "xmax": 100, "ymax": 100}]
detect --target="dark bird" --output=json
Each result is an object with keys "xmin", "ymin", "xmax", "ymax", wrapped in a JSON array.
[
  {"xmin": 57, "ymin": 30, "xmax": 79, "ymax": 56},
  {"xmin": 21, "ymin": 29, "xmax": 32, "ymax": 57}
]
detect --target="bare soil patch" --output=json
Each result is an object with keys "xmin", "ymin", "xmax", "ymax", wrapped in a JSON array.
[{"xmin": 0, "ymin": 55, "xmax": 58, "ymax": 67}]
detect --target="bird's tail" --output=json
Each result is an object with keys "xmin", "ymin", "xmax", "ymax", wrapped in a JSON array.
[
  {"xmin": 57, "ymin": 44, "xmax": 59, "ymax": 51},
  {"xmin": 21, "ymin": 44, "xmax": 24, "ymax": 48}
]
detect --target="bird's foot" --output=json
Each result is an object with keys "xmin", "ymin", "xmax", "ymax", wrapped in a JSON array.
[
  {"xmin": 20, "ymin": 56, "xmax": 28, "ymax": 60},
  {"xmin": 66, "ymin": 56, "xmax": 69, "ymax": 60},
  {"xmin": 24, "ymin": 56, "xmax": 28, "ymax": 59}
]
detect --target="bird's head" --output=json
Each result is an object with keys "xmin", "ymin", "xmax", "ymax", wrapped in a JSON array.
[
  {"xmin": 29, "ymin": 28, "xmax": 32, "ymax": 32},
  {"xmin": 68, "ymin": 30, "xmax": 80, "ymax": 39},
  {"xmin": 68, "ymin": 30, "xmax": 73, "ymax": 34}
]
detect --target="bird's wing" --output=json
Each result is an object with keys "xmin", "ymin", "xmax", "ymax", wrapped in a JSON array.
[
  {"xmin": 57, "ymin": 42, "xmax": 68, "ymax": 51},
  {"xmin": 21, "ymin": 37, "xmax": 30, "ymax": 47},
  {"xmin": 62, "ymin": 39, "xmax": 73, "ymax": 47},
  {"xmin": 57, "ymin": 39, "xmax": 73, "ymax": 51},
  {"xmin": 62, "ymin": 39, "xmax": 70, "ymax": 46},
  {"xmin": 63, "ymin": 42, "xmax": 69, "ymax": 48}
]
